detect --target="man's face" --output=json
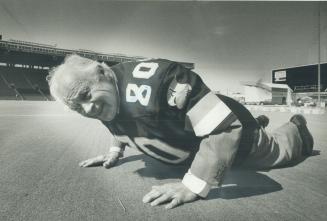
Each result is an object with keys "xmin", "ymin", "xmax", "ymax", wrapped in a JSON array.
[{"xmin": 56, "ymin": 62, "xmax": 119, "ymax": 121}]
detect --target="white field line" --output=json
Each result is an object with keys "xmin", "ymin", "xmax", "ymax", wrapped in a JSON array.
[
  {"xmin": 245, "ymin": 105, "xmax": 326, "ymax": 115},
  {"xmin": 221, "ymin": 184, "xmax": 237, "ymax": 188},
  {"xmin": 0, "ymin": 114, "xmax": 78, "ymax": 117}
]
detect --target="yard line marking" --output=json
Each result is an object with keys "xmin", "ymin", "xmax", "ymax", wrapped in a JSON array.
[
  {"xmin": 0, "ymin": 114, "xmax": 78, "ymax": 117},
  {"xmin": 117, "ymin": 197, "xmax": 126, "ymax": 212},
  {"xmin": 221, "ymin": 184, "xmax": 237, "ymax": 188}
]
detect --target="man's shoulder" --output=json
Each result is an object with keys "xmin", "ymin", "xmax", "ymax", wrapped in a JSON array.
[
  {"xmin": 111, "ymin": 58, "xmax": 179, "ymax": 86},
  {"xmin": 112, "ymin": 58, "xmax": 177, "ymax": 72}
]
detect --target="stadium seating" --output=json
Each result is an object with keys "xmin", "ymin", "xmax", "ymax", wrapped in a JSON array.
[
  {"xmin": 0, "ymin": 72, "xmax": 18, "ymax": 99},
  {"xmin": 24, "ymin": 69, "xmax": 52, "ymax": 100},
  {"xmin": 0, "ymin": 66, "xmax": 51, "ymax": 100}
]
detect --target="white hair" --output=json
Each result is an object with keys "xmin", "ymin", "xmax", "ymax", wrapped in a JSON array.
[{"xmin": 47, "ymin": 54, "xmax": 117, "ymax": 102}]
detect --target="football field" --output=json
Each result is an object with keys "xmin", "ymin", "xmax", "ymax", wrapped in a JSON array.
[{"xmin": 0, "ymin": 101, "xmax": 326, "ymax": 221}]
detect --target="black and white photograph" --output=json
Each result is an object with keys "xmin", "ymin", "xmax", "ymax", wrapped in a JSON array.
[{"xmin": 0, "ymin": 0, "xmax": 326, "ymax": 220}]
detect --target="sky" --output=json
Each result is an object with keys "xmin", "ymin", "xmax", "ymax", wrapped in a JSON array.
[{"xmin": 0, "ymin": 0, "xmax": 326, "ymax": 93}]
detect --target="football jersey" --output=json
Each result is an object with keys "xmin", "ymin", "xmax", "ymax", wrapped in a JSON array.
[{"xmin": 102, "ymin": 59, "xmax": 236, "ymax": 164}]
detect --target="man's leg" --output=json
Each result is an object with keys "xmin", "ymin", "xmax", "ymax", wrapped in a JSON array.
[
  {"xmin": 290, "ymin": 114, "xmax": 314, "ymax": 156},
  {"xmin": 243, "ymin": 114, "xmax": 313, "ymax": 168}
]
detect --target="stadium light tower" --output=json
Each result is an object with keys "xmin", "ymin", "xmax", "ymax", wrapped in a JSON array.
[{"xmin": 318, "ymin": 2, "xmax": 321, "ymax": 105}]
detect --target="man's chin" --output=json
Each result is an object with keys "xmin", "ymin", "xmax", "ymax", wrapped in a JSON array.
[
  {"xmin": 99, "ymin": 115, "xmax": 115, "ymax": 122},
  {"xmin": 98, "ymin": 110, "xmax": 116, "ymax": 121}
]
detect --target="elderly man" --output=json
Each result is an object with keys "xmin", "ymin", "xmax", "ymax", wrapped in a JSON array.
[{"xmin": 48, "ymin": 54, "xmax": 313, "ymax": 209}]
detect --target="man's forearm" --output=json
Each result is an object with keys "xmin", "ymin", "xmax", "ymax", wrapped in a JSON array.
[
  {"xmin": 110, "ymin": 138, "xmax": 125, "ymax": 155},
  {"xmin": 185, "ymin": 122, "xmax": 243, "ymax": 197}
]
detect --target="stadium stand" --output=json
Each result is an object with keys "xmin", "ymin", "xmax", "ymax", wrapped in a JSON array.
[
  {"xmin": 0, "ymin": 38, "xmax": 194, "ymax": 101},
  {"xmin": 25, "ymin": 69, "xmax": 49, "ymax": 90},
  {"xmin": 0, "ymin": 66, "xmax": 47, "ymax": 100},
  {"xmin": 24, "ymin": 69, "xmax": 52, "ymax": 100},
  {"xmin": 0, "ymin": 72, "xmax": 17, "ymax": 100}
]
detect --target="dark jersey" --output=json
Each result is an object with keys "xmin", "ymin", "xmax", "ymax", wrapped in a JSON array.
[{"xmin": 102, "ymin": 59, "xmax": 236, "ymax": 164}]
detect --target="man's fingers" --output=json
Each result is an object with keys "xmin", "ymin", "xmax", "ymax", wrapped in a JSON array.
[
  {"xmin": 84, "ymin": 159, "xmax": 98, "ymax": 167},
  {"xmin": 79, "ymin": 160, "xmax": 93, "ymax": 167},
  {"xmin": 79, "ymin": 155, "xmax": 107, "ymax": 167},
  {"xmin": 79, "ymin": 161, "xmax": 86, "ymax": 167},
  {"xmin": 165, "ymin": 198, "xmax": 182, "ymax": 210},
  {"xmin": 144, "ymin": 183, "xmax": 199, "ymax": 209},
  {"xmin": 150, "ymin": 194, "xmax": 171, "ymax": 207},
  {"xmin": 142, "ymin": 190, "xmax": 162, "ymax": 203}
]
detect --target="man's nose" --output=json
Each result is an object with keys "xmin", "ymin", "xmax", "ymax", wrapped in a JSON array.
[{"xmin": 81, "ymin": 103, "xmax": 95, "ymax": 115}]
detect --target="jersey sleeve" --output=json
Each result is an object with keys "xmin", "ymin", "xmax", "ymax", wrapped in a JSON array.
[
  {"xmin": 163, "ymin": 62, "xmax": 242, "ymax": 197},
  {"xmin": 183, "ymin": 121, "xmax": 243, "ymax": 197},
  {"xmin": 164, "ymin": 62, "xmax": 237, "ymax": 137}
]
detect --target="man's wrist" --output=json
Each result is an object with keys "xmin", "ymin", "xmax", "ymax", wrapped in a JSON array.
[
  {"xmin": 109, "ymin": 146, "xmax": 123, "ymax": 154},
  {"xmin": 182, "ymin": 170, "xmax": 211, "ymax": 198}
]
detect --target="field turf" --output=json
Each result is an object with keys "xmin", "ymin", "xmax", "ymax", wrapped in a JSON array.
[{"xmin": 0, "ymin": 101, "xmax": 326, "ymax": 221}]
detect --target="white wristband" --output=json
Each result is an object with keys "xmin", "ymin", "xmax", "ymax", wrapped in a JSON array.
[
  {"xmin": 182, "ymin": 170, "xmax": 211, "ymax": 198},
  {"xmin": 109, "ymin": 146, "xmax": 123, "ymax": 153}
]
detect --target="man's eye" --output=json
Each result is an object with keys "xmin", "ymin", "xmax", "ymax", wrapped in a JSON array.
[
  {"xmin": 80, "ymin": 91, "xmax": 91, "ymax": 101},
  {"xmin": 84, "ymin": 92, "xmax": 91, "ymax": 100},
  {"xmin": 70, "ymin": 105, "xmax": 86, "ymax": 114}
]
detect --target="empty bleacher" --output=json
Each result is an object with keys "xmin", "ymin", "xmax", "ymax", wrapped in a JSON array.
[
  {"xmin": 0, "ymin": 72, "xmax": 18, "ymax": 100},
  {"xmin": 24, "ymin": 69, "xmax": 52, "ymax": 100},
  {"xmin": 0, "ymin": 66, "xmax": 50, "ymax": 100}
]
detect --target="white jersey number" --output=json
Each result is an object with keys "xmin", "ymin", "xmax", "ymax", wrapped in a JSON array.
[
  {"xmin": 126, "ymin": 84, "xmax": 152, "ymax": 106},
  {"xmin": 132, "ymin": 62, "xmax": 159, "ymax": 79},
  {"xmin": 114, "ymin": 135, "xmax": 190, "ymax": 164},
  {"xmin": 126, "ymin": 62, "xmax": 159, "ymax": 106}
]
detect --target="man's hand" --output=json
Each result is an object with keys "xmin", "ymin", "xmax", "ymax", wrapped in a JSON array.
[
  {"xmin": 79, "ymin": 152, "xmax": 121, "ymax": 168},
  {"xmin": 142, "ymin": 182, "xmax": 199, "ymax": 209}
]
